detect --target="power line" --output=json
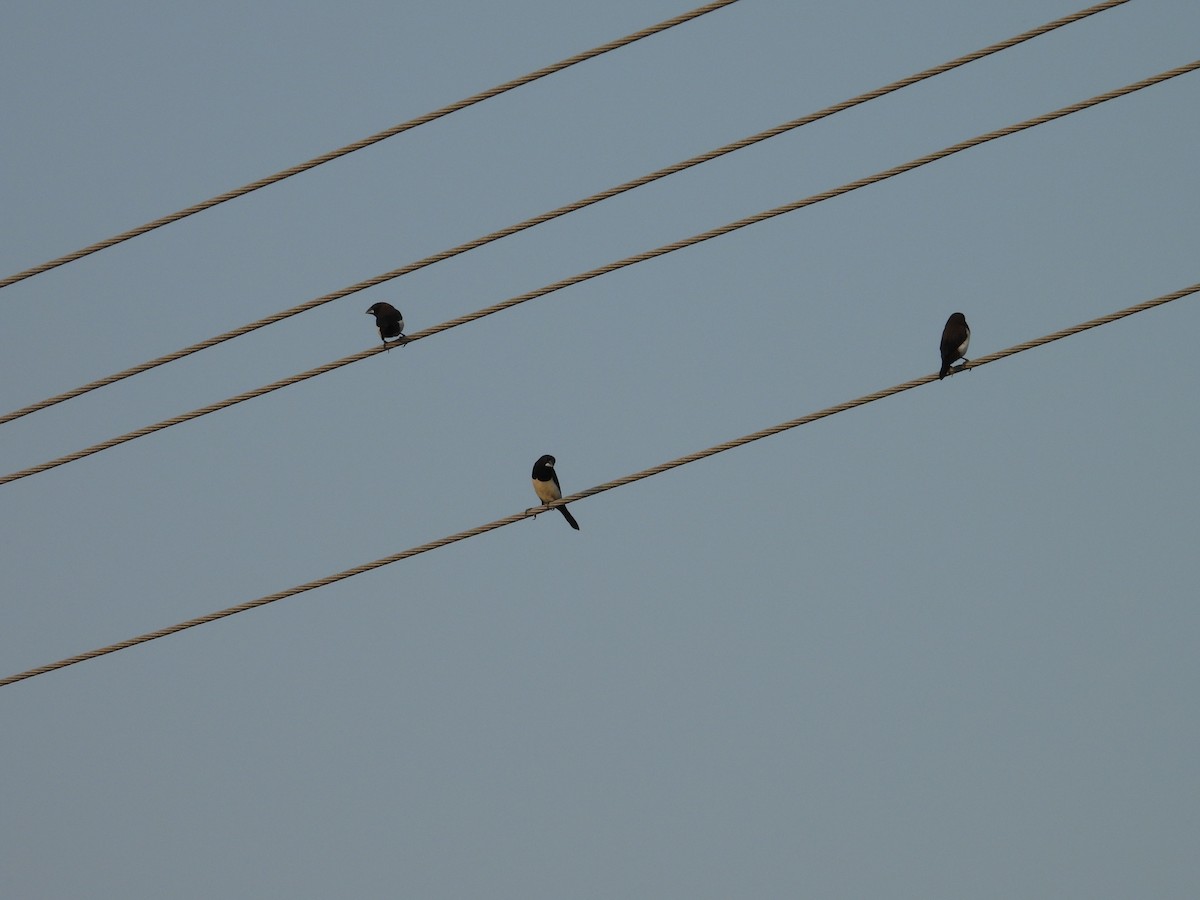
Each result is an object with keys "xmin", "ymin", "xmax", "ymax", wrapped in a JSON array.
[
  {"xmin": 3, "ymin": 280, "xmax": 1194, "ymax": 689},
  {"xmin": 1, "ymin": 59, "xmax": 1193, "ymax": 490},
  {"xmin": 0, "ymin": 0, "xmax": 1130, "ymax": 428},
  {"xmin": 0, "ymin": 0, "xmax": 740, "ymax": 291}
]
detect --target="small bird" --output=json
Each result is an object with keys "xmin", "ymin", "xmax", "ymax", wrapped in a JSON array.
[
  {"xmin": 366, "ymin": 302, "xmax": 406, "ymax": 346},
  {"xmin": 530, "ymin": 454, "xmax": 580, "ymax": 530},
  {"xmin": 939, "ymin": 312, "xmax": 970, "ymax": 379}
]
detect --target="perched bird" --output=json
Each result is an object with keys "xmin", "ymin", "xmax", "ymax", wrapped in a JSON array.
[
  {"xmin": 939, "ymin": 312, "xmax": 970, "ymax": 379},
  {"xmin": 366, "ymin": 302, "xmax": 406, "ymax": 346},
  {"xmin": 530, "ymin": 454, "xmax": 580, "ymax": 531}
]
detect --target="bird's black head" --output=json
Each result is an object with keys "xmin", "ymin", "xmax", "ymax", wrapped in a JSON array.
[
  {"xmin": 366, "ymin": 301, "xmax": 400, "ymax": 321},
  {"xmin": 532, "ymin": 454, "xmax": 556, "ymax": 478},
  {"xmin": 946, "ymin": 312, "xmax": 968, "ymax": 328}
]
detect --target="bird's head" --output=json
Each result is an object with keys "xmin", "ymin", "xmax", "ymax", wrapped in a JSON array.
[{"xmin": 366, "ymin": 302, "xmax": 399, "ymax": 319}]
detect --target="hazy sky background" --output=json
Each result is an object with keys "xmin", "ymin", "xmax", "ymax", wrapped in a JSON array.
[{"xmin": 3, "ymin": 1, "xmax": 1198, "ymax": 896}]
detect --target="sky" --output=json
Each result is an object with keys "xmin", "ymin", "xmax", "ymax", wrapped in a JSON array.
[{"xmin": 2, "ymin": 0, "xmax": 1199, "ymax": 896}]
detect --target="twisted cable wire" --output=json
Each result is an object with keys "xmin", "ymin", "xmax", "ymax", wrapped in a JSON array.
[
  {"xmin": 0, "ymin": 0, "xmax": 741, "ymax": 290},
  {"xmin": 0, "ymin": 0, "xmax": 1130, "ymax": 426},
  {"xmin": 2, "ymin": 58, "xmax": 1196, "ymax": 489},
  {"xmin": 2, "ymin": 280, "xmax": 1195, "ymax": 688}
]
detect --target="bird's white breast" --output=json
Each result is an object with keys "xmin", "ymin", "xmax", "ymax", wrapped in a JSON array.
[{"xmin": 533, "ymin": 478, "xmax": 561, "ymax": 503}]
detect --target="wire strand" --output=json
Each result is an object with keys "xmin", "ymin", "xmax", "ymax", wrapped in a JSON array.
[
  {"xmin": 1, "ymin": 59, "xmax": 1193, "ymax": 489},
  {"xmin": 0, "ymin": 0, "xmax": 1131, "ymax": 427},
  {"xmin": 2, "ymin": 280, "xmax": 1194, "ymax": 688},
  {"xmin": 0, "ymin": 0, "xmax": 741, "ymax": 291}
]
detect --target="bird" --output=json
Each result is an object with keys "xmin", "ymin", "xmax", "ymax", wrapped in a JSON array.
[
  {"xmin": 365, "ymin": 301, "xmax": 406, "ymax": 346},
  {"xmin": 530, "ymin": 454, "xmax": 580, "ymax": 530},
  {"xmin": 939, "ymin": 312, "xmax": 970, "ymax": 379}
]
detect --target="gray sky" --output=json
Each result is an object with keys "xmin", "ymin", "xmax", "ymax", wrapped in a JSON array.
[{"xmin": 3, "ymin": 1, "xmax": 1198, "ymax": 896}]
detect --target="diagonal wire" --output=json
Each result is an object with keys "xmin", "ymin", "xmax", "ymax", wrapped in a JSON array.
[
  {"xmin": 0, "ymin": 0, "xmax": 741, "ymax": 291},
  {"xmin": 0, "ymin": 59, "xmax": 1195, "ymax": 490},
  {"xmin": 0, "ymin": 0, "xmax": 1131, "ymax": 427},
  {"xmin": 2, "ymin": 280, "xmax": 1195, "ymax": 688}
]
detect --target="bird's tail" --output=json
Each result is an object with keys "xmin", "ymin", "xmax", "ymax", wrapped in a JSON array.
[
  {"xmin": 558, "ymin": 505, "xmax": 580, "ymax": 531},
  {"xmin": 939, "ymin": 362, "xmax": 951, "ymax": 380}
]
